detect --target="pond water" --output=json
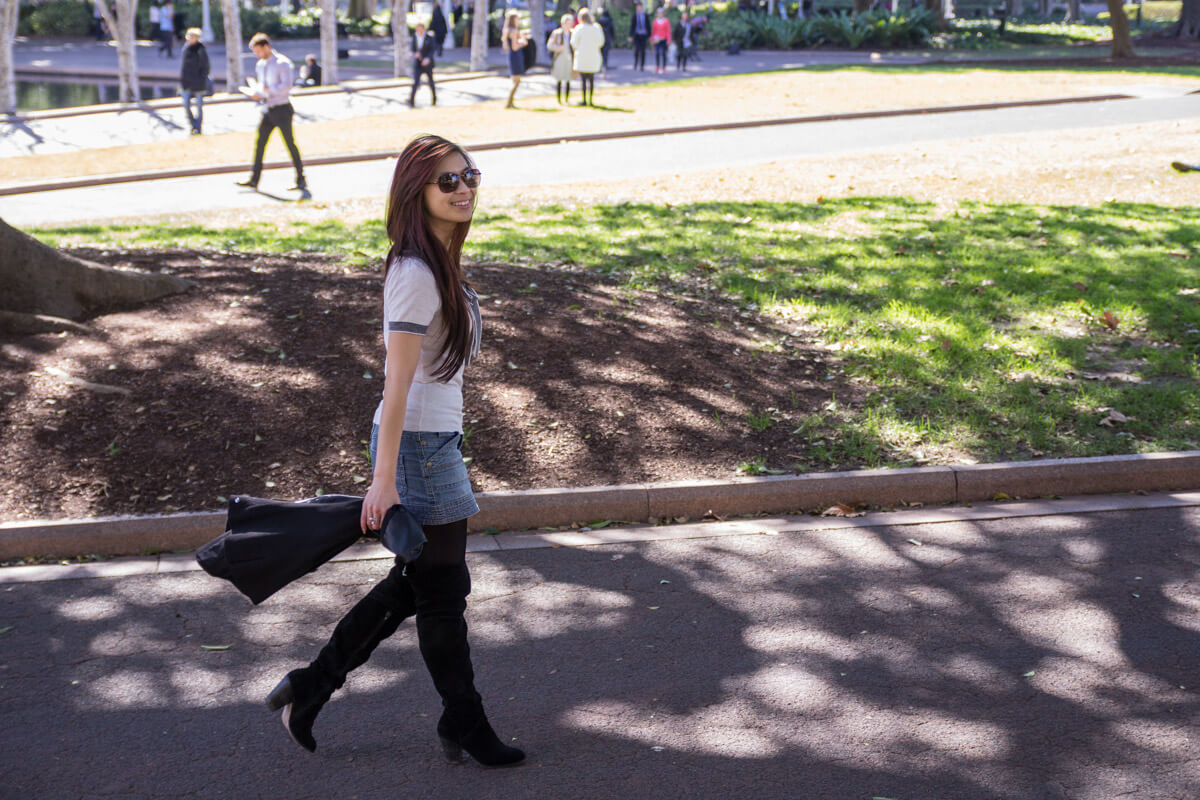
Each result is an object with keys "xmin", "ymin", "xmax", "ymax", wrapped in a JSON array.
[{"xmin": 17, "ymin": 80, "xmax": 179, "ymax": 112}]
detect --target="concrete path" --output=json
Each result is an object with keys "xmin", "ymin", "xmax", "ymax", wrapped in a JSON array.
[
  {"xmin": 1, "ymin": 494, "xmax": 1196, "ymax": 799},
  {"xmin": 6, "ymin": 89, "xmax": 1200, "ymax": 226}
]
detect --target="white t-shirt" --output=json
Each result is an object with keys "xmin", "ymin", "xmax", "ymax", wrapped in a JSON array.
[{"xmin": 373, "ymin": 255, "xmax": 480, "ymax": 434}]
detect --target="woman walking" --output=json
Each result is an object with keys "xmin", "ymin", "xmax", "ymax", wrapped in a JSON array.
[
  {"xmin": 649, "ymin": 7, "xmax": 671, "ymax": 74},
  {"xmin": 547, "ymin": 13, "xmax": 574, "ymax": 105},
  {"xmin": 501, "ymin": 10, "xmax": 527, "ymax": 109},
  {"xmin": 179, "ymin": 28, "xmax": 210, "ymax": 135},
  {"xmin": 265, "ymin": 134, "xmax": 525, "ymax": 769},
  {"xmin": 570, "ymin": 8, "xmax": 604, "ymax": 107}
]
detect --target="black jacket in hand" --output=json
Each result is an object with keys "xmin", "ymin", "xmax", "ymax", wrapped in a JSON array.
[{"xmin": 196, "ymin": 494, "xmax": 425, "ymax": 604}]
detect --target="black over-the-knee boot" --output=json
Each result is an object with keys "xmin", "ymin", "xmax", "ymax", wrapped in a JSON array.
[
  {"xmin": 408, "ymin": 562, "xmax": 525, "ymax": 767},
  {"xmin": 266, "ymin": 563, "xmax": 416, "ymax": 752}
]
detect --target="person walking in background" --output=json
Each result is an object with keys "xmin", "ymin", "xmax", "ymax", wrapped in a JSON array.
[
  {"xmin": 629, "ymin": 0, "xmax": 649, "ymax": 71},
  {"xmin": 408, "ymin": 21, "xmax": 437, "ymax": 107},
  {"xmin": 597, "ymin": 6, "xmax": 615, "ymax": 73},
  {"xmin": 500, "ymin": 11, "xmax": 527, "ymax": 109},
  {"xmin": 430, "ymin": 2, "xmax": 449, "ymax": 56},
  {"xmin": 179, "ymin": 28, "xmax": 210, "ymax": 135},
  {"xmin": 263, "ymin": 133, "xmax": 526, "ymax": 769},
  {"xmin": 148, "ymin": 1, "xmax": 161, "ymax": 49},
  {"xmin": 547, "ymin": 13, "xmax": 573, "ymax": 105},
  {"xmin": 236, "ymin": 33, "xmax": 308, "ymax": 198},
  {"xmin": 650, "ymin": 7, "xmax": 670, "ymax": 74},
  {"xmin": 673, "ymin": 11, "xmax": 693, "ymax": 71},
  {"xmin": 158, "ymin": 0, "xmax": 175, "ymax": 57},
  {"xmin": 570, "ymin": 8, "xmax": 603, "ymax": 107},
  {"xmin": 298, "ymin": 54, "xmax": 322, "ymax": 86}
]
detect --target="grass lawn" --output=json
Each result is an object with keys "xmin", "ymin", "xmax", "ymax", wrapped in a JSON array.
[{"xmin": 32, "ymin": 196, "xmax": 1200, "ymax": 473}]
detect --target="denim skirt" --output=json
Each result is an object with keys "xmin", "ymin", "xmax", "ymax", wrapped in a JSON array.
[{"xmin": 369, "ymin": 427, "xmax": 479, "ymax": 525}]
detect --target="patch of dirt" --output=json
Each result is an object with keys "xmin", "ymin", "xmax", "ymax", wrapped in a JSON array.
[{"xmin": 0, "ymin": 248, "xmax": 860, "ymax": 523}]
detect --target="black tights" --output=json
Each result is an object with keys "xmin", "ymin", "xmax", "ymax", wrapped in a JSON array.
[{"xmin": 579, "ymin": 72, "xmax": 595, "ymax": 106}]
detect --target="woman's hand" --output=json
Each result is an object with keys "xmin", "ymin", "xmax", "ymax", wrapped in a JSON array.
[{"xmin": 362, "ymin": 477, "xmax": 402, "ymax": 534}]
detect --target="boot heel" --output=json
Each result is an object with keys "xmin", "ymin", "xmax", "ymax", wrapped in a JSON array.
[
  {"xmin": 265, "ymin": 676, "xmax": 294, "ymax": 711},
  {"xmin": 440, "ymin": 736, "xmax": 465, "ymax": 763}
]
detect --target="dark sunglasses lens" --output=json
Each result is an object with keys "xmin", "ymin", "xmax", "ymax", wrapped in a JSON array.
[
  {"xmin": 436, "ymin": 173, "xmax": 460, "ymax": 193},
  {"xmin": 462, "ymin": 169, "xmax": 482, "ymax": 188}
]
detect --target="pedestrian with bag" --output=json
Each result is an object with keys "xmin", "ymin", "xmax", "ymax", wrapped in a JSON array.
[
  {"xmin": 236, "ymin": 33, "xmax": 309, "ymax": 199},
  {"xmin": 158, "ymin": 0, "xmax": 175, "ymax": 57},
  {"xmin": 263, "ymin": 133, "xmax": 525, "ymax": 769},
  {"xmin": 179, "ymin": 27, "xmax": 210, "ymax": 135},
  {"xmin": 597, "ymin": 5, "xmax": 615, "ymax": 73},
  {"xmin": 673, "ymin": 10, "xmax": 694, "ymax": 71}
]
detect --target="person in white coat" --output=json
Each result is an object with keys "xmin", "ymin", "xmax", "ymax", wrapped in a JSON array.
[
  {"xmin": 570, "ymin": 8, "xmax": 604, "ymax": 107},
  {"xmin": 547, "ymin": 13, "xmax": 574, "ymax": 105}
]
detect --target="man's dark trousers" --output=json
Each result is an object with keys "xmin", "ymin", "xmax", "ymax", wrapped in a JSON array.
[
  {"xmin": 410, "ymin": 63, "xmax": 436, "ymax": 105},
  {"xmin": 250, "ymin": 103, "xmax": 306, "ymax": 189},
  {"xmin": 632, "ymin": 34, "xmax": 648, "ymax": 70}
]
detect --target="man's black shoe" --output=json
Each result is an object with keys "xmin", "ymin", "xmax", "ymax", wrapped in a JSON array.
[{"xmin": 235, "ymin": 178, "xmax": 258, "ymax": 189}]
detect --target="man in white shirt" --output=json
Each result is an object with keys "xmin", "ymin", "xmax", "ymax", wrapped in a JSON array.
[
  {"xmin": 237, "ymin": 32, "xmax": 309, "ymax": 198},
  {"xmin": 408, "ymin": 22, "xmax": 437, "ymax": 107}
]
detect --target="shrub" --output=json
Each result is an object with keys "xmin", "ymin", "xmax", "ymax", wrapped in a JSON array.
[{"xmin": 28, "ymin": 0, "xmax": 94, "ymax": 36}]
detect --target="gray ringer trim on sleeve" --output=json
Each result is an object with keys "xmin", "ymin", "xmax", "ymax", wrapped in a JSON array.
[{"xmin": 388, "ymin": 321, "xmax": 429, "ymax": 335}]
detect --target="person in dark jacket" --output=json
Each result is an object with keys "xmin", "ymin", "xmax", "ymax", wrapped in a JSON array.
[
  {"xmin": 629, "ymin": 0, "xmax": 650, "ymax": 70},
  {"xmin": 408, "ymin": 22, "xmax": 437, "ymax": 107},
  {"xmin": 597, "ymin": 6, "xmax": 615, "ymax": 72},
  {"xmin": 673, "ymin": 11, "xmax": 694, "ymax": 71},
  {"xmin": 179, "ymin": 28, "xmax": 210, "ymax": 135},
  {"xmin": 430, "ymin": 2, "xmax": 449, "ymax": 56}
]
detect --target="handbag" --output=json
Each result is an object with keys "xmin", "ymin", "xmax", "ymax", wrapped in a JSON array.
[{"xmin": 203, "ymin": 75, "xmax": 214, "ymax": 96}]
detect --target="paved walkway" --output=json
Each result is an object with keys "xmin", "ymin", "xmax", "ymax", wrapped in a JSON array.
[{"xmin": 1, "ymin": 494, "xmax": 1197, "ymax": 799}]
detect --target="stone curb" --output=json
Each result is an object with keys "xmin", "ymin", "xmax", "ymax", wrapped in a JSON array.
[
  {"xmin": 2, "ymin": 451, "xmax": 1196, "ymax": 560},
  {"xmin": 0, "ymin": 92, "xmax": 1130, "ymax": 197}
]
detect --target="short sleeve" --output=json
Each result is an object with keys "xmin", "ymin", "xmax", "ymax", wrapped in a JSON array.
[{"xmin": 384, "ymin": 257, "xmax": 440, "ymax": 336}]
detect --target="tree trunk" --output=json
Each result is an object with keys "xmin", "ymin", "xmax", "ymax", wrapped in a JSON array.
[
  {"xmin": 348, "ymin": 0, "xmax": 373, "ymax": 19},
  {"xmin": 1, "ymin": 0, "xmax": 18, "ymax": 115},
  {"xmin": 925, "ymin": 0, "xmax": 952, "ymax": 29},
  {"xmin": 94, "ymin": 0, "xmax": 139, "ymax": 103},
  {"xmin": 1065, "ymin": 0, "xmax": 1080, "ymax": 22},
  {"xmin": 469, "ymin": 0, "xmax": 487, "ymax": 71},
  {"xmin": 319, "ymin": 0, "xmax": 339, "ymax": 85},
  {"xmin": 1008, "ymin": 0, "xmax": 1023, "ymax": 17},
  {"xmin": 529, "ymin": 0, "xmax": 545, "ymax": 64},
  {"xmin": 1107, "ymin": 0, "xmax": 1135, "ymax": 56},
  {"xmin": 0, "ymin": 217, "xmax": 191, "ymax": 330},
  {"xmin": 221, "ymin": 0, "xmax": 244, "ymax": 92},
  {"xmin": 853, "ymin": 0, "xmax": 870, "ymax": 13},
  {"xmin": 1178, "ymin": 0, "xmax": 1200, "ymax": 37},
  {"xmin": 392, "ymin": 0, "xmax": 411, "ymax": 78}
]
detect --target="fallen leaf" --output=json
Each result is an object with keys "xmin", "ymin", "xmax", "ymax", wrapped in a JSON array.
[
  {"xmin": 0, "ymin": 626, "xmax": 13, "ymax": 635},
  {"xmin": 821, "ymin": 503, "xmax": 863, "ymax": 518},
  {"xmin": 1099, "ymin": 311, "xmax": 1119, "ymax": 330},
  {"xmin": 1072, "ymin": 281, "xmax": 1088, "ymax": 292},
  {"xmin": 200, "ymin": 644, "xmax": 231, "ymax": 651},
  {"xmin": 993, "ymin": 492, "xmax": 1011, "ymax": 501},
  {"xmin": 1098, "ymin": 410, "xmax": 1130, "ymax": 427},
  {"xmin": 906, "ymin": 538, "xmax": 923, "ymax": 546}
]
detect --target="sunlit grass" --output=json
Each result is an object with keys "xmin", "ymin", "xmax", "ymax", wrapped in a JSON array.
[{"xmin": 30, "ymin": 196, "xmax": 1200, "ymax": 468}]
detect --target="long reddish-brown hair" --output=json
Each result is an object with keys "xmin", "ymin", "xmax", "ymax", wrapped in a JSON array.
[{"xmin": 384, "ymin": 134, "xmax": 476, "ymax": 381}]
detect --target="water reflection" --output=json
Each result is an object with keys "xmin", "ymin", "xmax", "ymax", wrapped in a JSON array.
[{"xmin": 17, "ymin": 80, "xmax": 177, "ymax": 112}]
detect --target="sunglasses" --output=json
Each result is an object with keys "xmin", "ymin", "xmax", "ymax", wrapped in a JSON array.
[{"xmin": 428, "ymin": 168, "xmax": 482, "ymax": 193}]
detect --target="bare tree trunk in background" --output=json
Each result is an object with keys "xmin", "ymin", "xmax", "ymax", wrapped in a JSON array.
[
  {"xmin": 853, "ymin": 0, "xmax": 870, "ymax": 13},
  {"xmin": 1007, "ymin": 0, "xmax": 1023, "ymax": 16},
  {"xmin": 469, "ymin": 0, "xmax": 487, "ymax": 70},
  {"xmin": 925, "ymin": 0, "xmax": 953, "ymax": 28},
  {"xmin": 1065, "ymin": 0, "xmax": 1080, "ymax": 21},
  {"xmin": 529, "ymin": 0, "xmax": 545, "ymax": 64},
  {"xmin": 1177, "ymin": 0, "xmax": 1200, "ymax": 37},
  {"xmin": 319, "ymin": 0, "xmax": 338, "ymax": 85},
  {"xmin": 348, "ymin": 0, "xmax": 373, "ymax": 18},
  {"xmin": 1107, "ymin": 0, "xmax": 1135, "ymax": 56},
  {"xmin": 392, "ymin": 0, "xmax": 411, "ymax": 78},
  {"xmin": 220, "ymin": 0, "xmax": 244, "ymax": 91},
  {"xmin": 94, "ymin": 0, "xmax": 139, "ymax": 102},
  {"xmin": 1, "ymin": 0, "xmax": 18, "ymax": 115}
]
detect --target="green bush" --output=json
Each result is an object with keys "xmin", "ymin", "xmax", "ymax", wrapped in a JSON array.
[
  {"xmin": 28, "ymin": 0, "xmax": 94, "ymax": 36},
  {"xmin": 703, "ymin": 11, "xmax": 756, "ymax": 49}
]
